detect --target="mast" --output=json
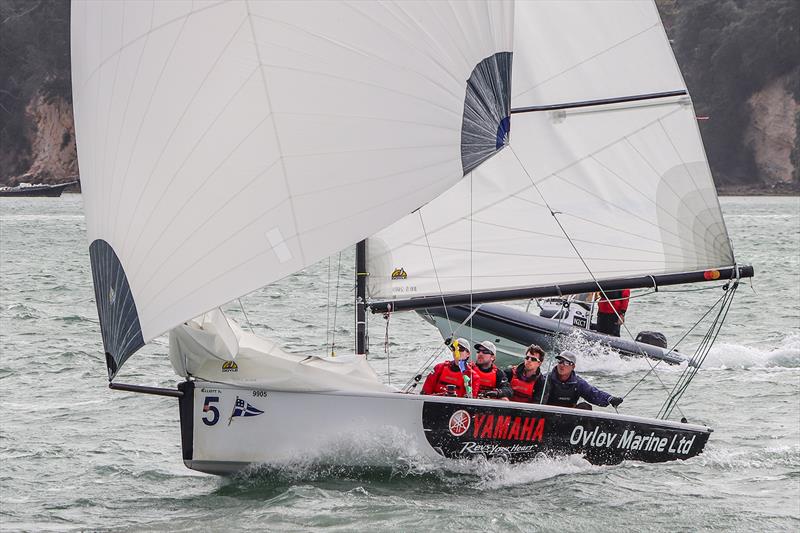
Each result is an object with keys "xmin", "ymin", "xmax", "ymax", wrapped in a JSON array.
[
  {"xmin": 369, "ymin": 264, "xmax": 754, "ymax": 314},
  {"xmin": 355, "ymin": 240, "xmax": 368, "ymax": 356}
]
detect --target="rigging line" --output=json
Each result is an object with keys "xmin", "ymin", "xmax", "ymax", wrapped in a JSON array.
[
  {"xmin": 384, "ymin": 311, "xmax": 391, "ymax": 386},
  {"xmin": 238, "ymin": 299, "xmax": 255, "ymax": 334},
  {"xmin": 326, "ymin": 255, "xmax": 332, "ymax": 355},
  {"xmin": 401, "ymin": 305, "xmax": 484, "ymax": 392},
  {"xmin": 622, "ymin": 287, "xmax": 730, "ymax": 400},
  {"xmin": 660, "ymin": 292, "xmax": 730, "ymax": 418},
  {"xmin": 670, "ymin": 298, "xmax": 733, "ymax": 413},
  {"xmin": 612, "ymin": 291, "xmax": 687, "ymax": 419},
  {"xmin": 114, "ymin": 14, "xmax": 192, "ymax": 257},
  {"xmin": 508, "ymin": 145, "xmax": 680, "ymax": 414},
  {"xmin": 117, "ymin": 15, "xmax": 251, "ymax": 257},
  {"xmin": 470, "ymin": 168, "xmax": 474, "ymax": 347},
  {"xmin": 446, "ymin": 304, "xmax": 484, "ymax": 341},
  {"xmin": 515, "ymin": 21, "xmax": 661, "ymax": 101},
  {"xmin": 664, "ymin": 288, "xmax": 730, "ymax": 352},
  {"xmin": 660, "ymin": 284, "xmax": 738, "ymax": 419},
  {"xmin": 536, "ymin": 285, "xmax": 569, "ymax": 404},
  {"xmin": 418, "ymin": 210, "xmax": 454, "ymax": 338},
  {"xmin": 659, "ymin": 284, "xmax": 728, "ymax": 293},
  {"xmin": 657, "ymin": 119, "xmax": 713, "ymax": 214},
  {"xmin": 330, "ymin": 251, "xmax": 342, "ymax": 357}
]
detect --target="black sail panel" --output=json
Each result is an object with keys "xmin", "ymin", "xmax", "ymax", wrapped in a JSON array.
[
  {"xmin": 89, "ymin": 239, "xmax": 145, "ymax": 379},
  {"xmin": 461, "ymin": 52, "xmax": 513, "ymax": 175}
]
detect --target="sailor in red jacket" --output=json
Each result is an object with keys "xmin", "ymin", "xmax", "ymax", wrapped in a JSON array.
[
  {"xmin": 421, "ymin": 337, "xmax": 480, "ymax": 398},
  {"xmin": 506, "ymin": 344, "xmax": 547, "ymax": 404},
  {"xmin": 470, "ymin": 340, "xmax": 512, "ymax": 400},
  {"xmin": 596, "ymin": 288, "xmax": 630, "ymax": 337}
]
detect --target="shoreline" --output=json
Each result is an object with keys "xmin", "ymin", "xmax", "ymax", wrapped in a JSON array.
[
  {"xmin": 717, "ymin": 184, "xmax": 799, "ymax": 196},
  {"xmin": 3, "ymin": 184, "xmax": 799, "ymax": 197}
]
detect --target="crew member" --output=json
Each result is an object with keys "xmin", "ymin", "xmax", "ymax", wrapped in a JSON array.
[
  {"xmin": 421, "ymin": 337, "xmax": 479, "ymax": 398},
  {"xmin": 596, "ymin": 288, "xmax": 630, "ymax": 337},
  {"xmin": 545, "ymin": 350, "xmax": 623, "ymax": 409},
  {"xmin": 506, "ymin": 344, "xmax": 547, "ymax": 404},
  {"xmin": 470, "ymin": 340, "xmax": 512, "ymax": 400}
]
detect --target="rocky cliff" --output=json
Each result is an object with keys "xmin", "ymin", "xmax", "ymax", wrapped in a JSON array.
[{"xmin": 1, "ymin": 0, "xmax": 798, "ymax": 193}]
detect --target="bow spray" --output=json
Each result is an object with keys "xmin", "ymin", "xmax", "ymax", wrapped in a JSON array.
[{"xmin": 451, "ymin": 339, "xmax": 472, "ymax": 397}]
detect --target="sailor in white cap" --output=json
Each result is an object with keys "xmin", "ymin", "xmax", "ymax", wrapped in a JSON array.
[
  {"xmin": 420, "ymin": 337, "xmax": 479, "ymax": 398},
  {"xmin": 470, "ymin": 340, "xmax": 512, "ymax": 400}
]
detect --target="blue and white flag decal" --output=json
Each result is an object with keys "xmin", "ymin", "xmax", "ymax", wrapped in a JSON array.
[{"xmin": 228, "ymin": 396, "xmax": 264, "ymax": 425}]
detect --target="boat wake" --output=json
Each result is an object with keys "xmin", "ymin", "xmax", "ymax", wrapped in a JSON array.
[
  {"xmin": 558, "ymin": 333, "xmax": 800, "ymax": 374},
  {"xmin": 224, "ymin": 425, "xmax": 600, "ymax": 488},
  {"xmin": 700, "ymin": 334, "xmax": 800, "ymax": 369},
  {"xmin": 693, "ymin": 443, "xmax": 800, "ymax": 470}
]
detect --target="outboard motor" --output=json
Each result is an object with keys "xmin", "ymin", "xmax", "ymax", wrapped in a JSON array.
[{"xmin": 635, "ymin": 331, "xmax": 668, "ymax": 349}]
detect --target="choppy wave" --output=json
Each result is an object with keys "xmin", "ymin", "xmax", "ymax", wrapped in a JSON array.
[
  {"xmin": 0, "ymin": 214, "xmax": 85, "ymax": 222},
  {"xmin": 3, "ymin": 302, "xmax": 41, "ymax": 320}
]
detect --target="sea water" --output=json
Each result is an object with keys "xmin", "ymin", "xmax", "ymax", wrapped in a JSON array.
[{"xmin": 0, "ymin": 196, "xmax": 798, "ymax": 531}]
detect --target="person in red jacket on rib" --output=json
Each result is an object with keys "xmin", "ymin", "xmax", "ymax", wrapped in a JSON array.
[{"xmin": 596, "ymin": 289, "xmax": 630, "ymax": 337}]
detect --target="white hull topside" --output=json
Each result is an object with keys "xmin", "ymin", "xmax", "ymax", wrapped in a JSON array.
[{"xmin": 183, "ymin": 381, "xmax": 711, "ymax": 475}]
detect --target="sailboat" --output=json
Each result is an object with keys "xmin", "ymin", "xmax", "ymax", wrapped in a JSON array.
[{"xmin": 71, "ymin": 0, "xmax": 751, "ymax": 475}]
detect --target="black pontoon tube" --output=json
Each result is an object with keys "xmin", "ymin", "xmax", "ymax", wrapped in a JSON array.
[
  {"xmin": 370, "ymin": 265, "xmax": 754, "ymax": 314},
  {"xmin": 109, "ymin": 382, "xmax": 183, "ymax": 398}
]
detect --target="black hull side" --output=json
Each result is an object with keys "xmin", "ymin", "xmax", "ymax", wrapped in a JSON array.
[
  {"xmin": 424, "ymin": 304, "xmax": 688, "ymax": 365},
  {"xmin": 178, "ymin": 381, "xmax": 195, "ymax": 462},
  {"xmin": 0, "ymin": 182, "xmax": 76, "ymax": 197},
  {"xmin": 422, "ymin": 401, "xmax": 709, "ymax": 465}
]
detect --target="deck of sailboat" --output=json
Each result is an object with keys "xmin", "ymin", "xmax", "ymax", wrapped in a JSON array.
[{"xmin": 191, "ymin": 381, "xmax": 710, "ymax": 432}]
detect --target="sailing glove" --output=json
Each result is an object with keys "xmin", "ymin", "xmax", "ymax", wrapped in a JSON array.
[
  {"xmin": 609, "ymin": 396, "xmax": 624, "ymax": 408},
  {"xmin": 484, "ymin": 389, "xmax": 500, "ymax": 398}
]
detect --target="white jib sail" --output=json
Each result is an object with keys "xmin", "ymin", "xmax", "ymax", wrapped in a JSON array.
[
  {"xmin": 71, "ymin": 1, "xmax": 514, "ymax": 372},
  {"xmin": 367, "ymin": 0, "xmax": 734, "ymax": 300}
]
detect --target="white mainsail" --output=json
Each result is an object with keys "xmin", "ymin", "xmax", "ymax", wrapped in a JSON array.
[
  {"xmin": 367, "ymin": 0, "xmax": 734, "ymax": 301},
  {"xmin": 71, "ymin": 0, "xmax": 514, "ymax": 376}
]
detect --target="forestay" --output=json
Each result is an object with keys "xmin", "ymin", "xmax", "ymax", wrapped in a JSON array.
[
  {"xmin": 367, "ymin": 0, "xmax": 734, "ymax": 301},
  {"xmin": 71, "ymin": 1, "xmax": 514, "ymax": 377}
]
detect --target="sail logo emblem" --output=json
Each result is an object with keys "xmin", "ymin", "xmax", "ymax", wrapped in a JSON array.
[
  {"xmin": 222, "ymin": 360, "xmax": 238, "ymax": 372},
  {"xmin": 227, "ymin": 396, "xmax": 264, "ymax": 425},
  {"xmin": 449, "ymin": 410, "xmax": 471, "ymax": 436},
  {"xmin": 391, "ymin": 267, "xmax": 407, "ymax": 280}
]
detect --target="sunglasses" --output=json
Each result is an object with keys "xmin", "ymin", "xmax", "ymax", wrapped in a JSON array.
[
  {"xmin": 452, "ymin": 345, "xmax": 469, "ymax": 352},
  {"xmin": 476, "ymin": 348, "xmax": 493, "ymax": 355},
  {"xmin": 556, "ymin": 358, "xmax": 575, "ymax": 366},
  {"xmin": 525, "ymin": 356, "xmax": 542, "ymax": 362}
]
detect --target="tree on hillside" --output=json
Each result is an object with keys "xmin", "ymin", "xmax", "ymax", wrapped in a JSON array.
[
  {"xmin": 671, "ymin": 0, "xmax": 800, "ymax": 186},
  {"xmin": 0, "ymin": 0, "xmax": 71, "ymax": 179}
]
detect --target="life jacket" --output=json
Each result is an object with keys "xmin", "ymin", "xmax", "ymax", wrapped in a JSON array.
[
  {"xmin": 546, "ymin": 371, "xmax": 580, "ymax": 407},
  {"xmin": 471, "ymin": 363, "xmax": 499, "ymax": 391},
  {"xmin": 434, "ymin": 363, "xmax": 473, "ymax": 397},
  {"xmin": 598, "ymin": 289, "xmax": 630, "ymax": 315},
  {"xmin": 509, "ymin": 368, "xmax": 538, "ymax": 403}
]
